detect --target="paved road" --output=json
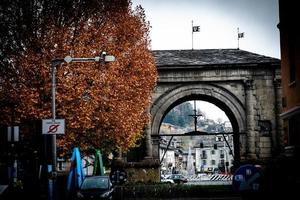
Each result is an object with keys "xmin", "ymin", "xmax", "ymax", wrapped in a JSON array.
[{"xmin": 125, "ymin": 198, "xmax": 242, "ymax": 200}]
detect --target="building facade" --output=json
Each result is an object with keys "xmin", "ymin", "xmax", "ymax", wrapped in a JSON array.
[
  {"xmin": 278, "ymin": 0, "xmax": 300, "ymax": 156},
  {"xmin": 195, "ymin": 135, "xmax": 234, "ymax": 174}
]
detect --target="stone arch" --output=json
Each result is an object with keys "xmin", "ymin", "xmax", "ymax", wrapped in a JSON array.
[{"xmin": 150, "ymin": 83, "xmax": 246, "ymax": 160}]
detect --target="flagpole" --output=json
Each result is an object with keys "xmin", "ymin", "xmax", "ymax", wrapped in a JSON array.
[
  {"xmin": 192, "ymin": 21, "xmax": 200, "ymax": 50},
  {"xmin": 237, "ymin": 27, "xmax": 240, "ymax": 49},
  {"xmin": 192, "ymin": 20, "xmax": 194, "ymax": 50}
]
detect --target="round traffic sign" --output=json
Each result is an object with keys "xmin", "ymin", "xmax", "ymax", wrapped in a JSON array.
[{"xmin": 232, "ymin": 164, "xmax": 263, "ymax": 192}]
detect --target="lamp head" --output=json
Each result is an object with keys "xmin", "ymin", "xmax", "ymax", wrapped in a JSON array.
[{"xmin": 104, "ymin": 55, "xmax": 116, "ymax": 62}]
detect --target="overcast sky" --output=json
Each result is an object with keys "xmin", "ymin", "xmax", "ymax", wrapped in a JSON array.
[{"xmin": 132, "ymin": 0, "xmax": 280, "ymax": 59}]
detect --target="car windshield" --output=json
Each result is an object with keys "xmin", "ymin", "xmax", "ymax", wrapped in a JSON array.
[
  {"xmin": 81, "ymin": 177, "xmax": 109, "ymax": 190},
  {"xmin": 172, "ymin": 174, "xmax": 186, "ymax": 179}
]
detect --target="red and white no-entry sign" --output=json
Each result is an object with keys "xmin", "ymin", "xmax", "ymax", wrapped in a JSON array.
[{"xmin": 42, "ymin": 119, "xmax": 65, "ymax": 134}]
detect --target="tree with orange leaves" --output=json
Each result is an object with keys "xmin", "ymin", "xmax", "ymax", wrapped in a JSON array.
[{"xmin": 0, "ymin": 0, "xmax": 157, "ymax": 155}]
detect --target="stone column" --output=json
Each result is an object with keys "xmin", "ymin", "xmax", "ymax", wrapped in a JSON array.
[
  {"xmin": 151, "ymin": 137, "xmax": 160, "ymax": 160},
  {"xmin": 144, "ymin": 122, "xmax": 153, "ymax": 158},
  {"xmin": 244, "ymin": 79, "xmax": 257, "ymax": 159},
  {"xmin": 273, "ymin": 77, "xmax": 284, "ymax": 153}
]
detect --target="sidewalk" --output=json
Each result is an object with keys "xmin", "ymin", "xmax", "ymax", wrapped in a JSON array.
[{"xmin": 0, "ymin": 185, "xmax": 8, "ymax": 196}]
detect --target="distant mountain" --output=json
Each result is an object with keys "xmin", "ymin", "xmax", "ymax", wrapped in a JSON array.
[
  {"xmin": 162, "ymin": 102, "xmax": 232, "ymax": 133},
  {"xmin": 163, "ymin": 102, "xmax": 194, "ymax": 127}
]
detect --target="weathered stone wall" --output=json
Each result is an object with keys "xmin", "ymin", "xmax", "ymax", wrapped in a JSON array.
[
  {"xmin": 125, "ymin": 167, "xmax": 160, "ymax": 183},
  {"xmin": 122, "ymin": 159, "xmax": 160, "ymax": 183}
]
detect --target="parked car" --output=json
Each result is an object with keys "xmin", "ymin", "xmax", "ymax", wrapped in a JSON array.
[
  {"xmin": 76, "ymin": 176, "xmax": 114, "ymax": 200},
  {"xmin": 169, "ymin": 174, "xmax": 188, "ymax": 184},
  {"xmin": 161, "ymin": 175, "xmax": 175, "ymax": 184}
]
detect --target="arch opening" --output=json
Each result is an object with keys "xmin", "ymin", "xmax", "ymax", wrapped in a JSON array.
[{"xmin": 159, "ymin": 99, "xmax": 236, "ymax": 178}]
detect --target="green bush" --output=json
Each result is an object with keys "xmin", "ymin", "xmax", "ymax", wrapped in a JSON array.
[{"xmin": 122, "ymin": 183, "xmax": 235, "ymax": 198}]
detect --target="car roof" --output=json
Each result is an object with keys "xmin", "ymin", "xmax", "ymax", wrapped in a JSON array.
[{"xmin": 84, "ymin": 176, "xmax": 110, "ymax": 180}]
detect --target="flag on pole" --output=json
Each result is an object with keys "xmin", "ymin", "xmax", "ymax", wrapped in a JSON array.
[
  {"xmin": 238, "ymin": 32, "xmax": 244, "ymax": 38},
  {"xmin": 237, "ymin": 28, "xmax": 244, "ymax": 49},
  {"xmin": 192, "ymin": 21, "xmax": 200, "ymax": 50},
  {"xmin": 192, "ymin": 26, "xmax": 200, "ymax": 32}
]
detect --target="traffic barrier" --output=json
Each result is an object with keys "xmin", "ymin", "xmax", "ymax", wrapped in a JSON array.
[
  {"xmin": 209, "ymin": 174, "xmax": 232, "ymax": 181},
  {"xmin": 188, "ymin": 174, "xmax": 233, "ymax": 181}
]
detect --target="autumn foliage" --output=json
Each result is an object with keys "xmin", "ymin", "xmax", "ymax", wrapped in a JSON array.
[{"xmin": 0, "ymin": 0, "xmax": 157, "ymax": 154}]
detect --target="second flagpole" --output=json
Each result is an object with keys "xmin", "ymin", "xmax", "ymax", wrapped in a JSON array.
[
  {"xmin": 192, "ymin": 20, "xmax": 194, "ymax": 50},
  {"xmin": 192, "ymin": 21, "xmax": 200, "ymax": 50}
]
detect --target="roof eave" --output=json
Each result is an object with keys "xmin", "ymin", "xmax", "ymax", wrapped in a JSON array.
[{"xmin": 156, "ymin": 62, "xmax": 280, "ymax": 70}]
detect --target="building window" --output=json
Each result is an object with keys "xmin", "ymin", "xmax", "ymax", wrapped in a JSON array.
[
  {"xmin": 211, "ymin": 150, "xmax": 215, "ymax": 155},
  {"xmin": 220, "ymin": 150, "xmax": 224, "ymax": 158},
  {"xmin": 211, "ymin": 160, "xmax": 216, "ymax": 165},
  {"xmin": 202, "ymin": 160, "xmax": 207, "ymax": 165},
  {"xmin": 201, "ymin": 150, "xmax": 207, "ymax": 159},
  {"xmin": 220, "ymin": 159, "xmax": 225, "ymax": 165}
]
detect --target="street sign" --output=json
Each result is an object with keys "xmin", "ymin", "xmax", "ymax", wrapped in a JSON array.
[
  {"xmin": 232, "ymin": 164, "xmax": 262, "ymax": 192},
  {"xmin": 42, "ymin": 119, "xmax": 65, "ymax": 134}
]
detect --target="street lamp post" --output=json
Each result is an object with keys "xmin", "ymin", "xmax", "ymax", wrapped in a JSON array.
[{"xmin": 50, "ymin": 52, "xmax": 115, "ymax": 173}]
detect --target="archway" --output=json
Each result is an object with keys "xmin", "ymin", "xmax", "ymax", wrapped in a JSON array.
[{"xmin": 150, "ymin": 83, "xmax": 246, "ymax": 163}]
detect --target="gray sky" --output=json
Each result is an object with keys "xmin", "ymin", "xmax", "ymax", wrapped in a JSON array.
[
  {"xmin": 195, "ymin": 101, "xmax": 229, "ymax": 122},
  {"xmin": 132, "ymin": 0, "xmax": 280, "ymax": 58}
]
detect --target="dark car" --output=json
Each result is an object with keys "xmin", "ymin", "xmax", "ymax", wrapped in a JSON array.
[
  {"xmin": 169, "ymin": 174, "xmax": 188, "ymax": 184},
  {"xmin": 76, "ymin": 176, "xmax": 114, "ymax": 200}
]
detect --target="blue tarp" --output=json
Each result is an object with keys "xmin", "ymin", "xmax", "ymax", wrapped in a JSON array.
[{"xmin": 67, "ymin": 147, "xmax": 85, "ymax": 192}]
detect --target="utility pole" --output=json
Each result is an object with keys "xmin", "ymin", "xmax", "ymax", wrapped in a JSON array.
[
  {"xmin": 48, "ymin": 52, "xmax": 115, "ymax": 200},
  {"xmin": 50, "ymin": 53, "xmax": 115, "ymax": 174}
]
